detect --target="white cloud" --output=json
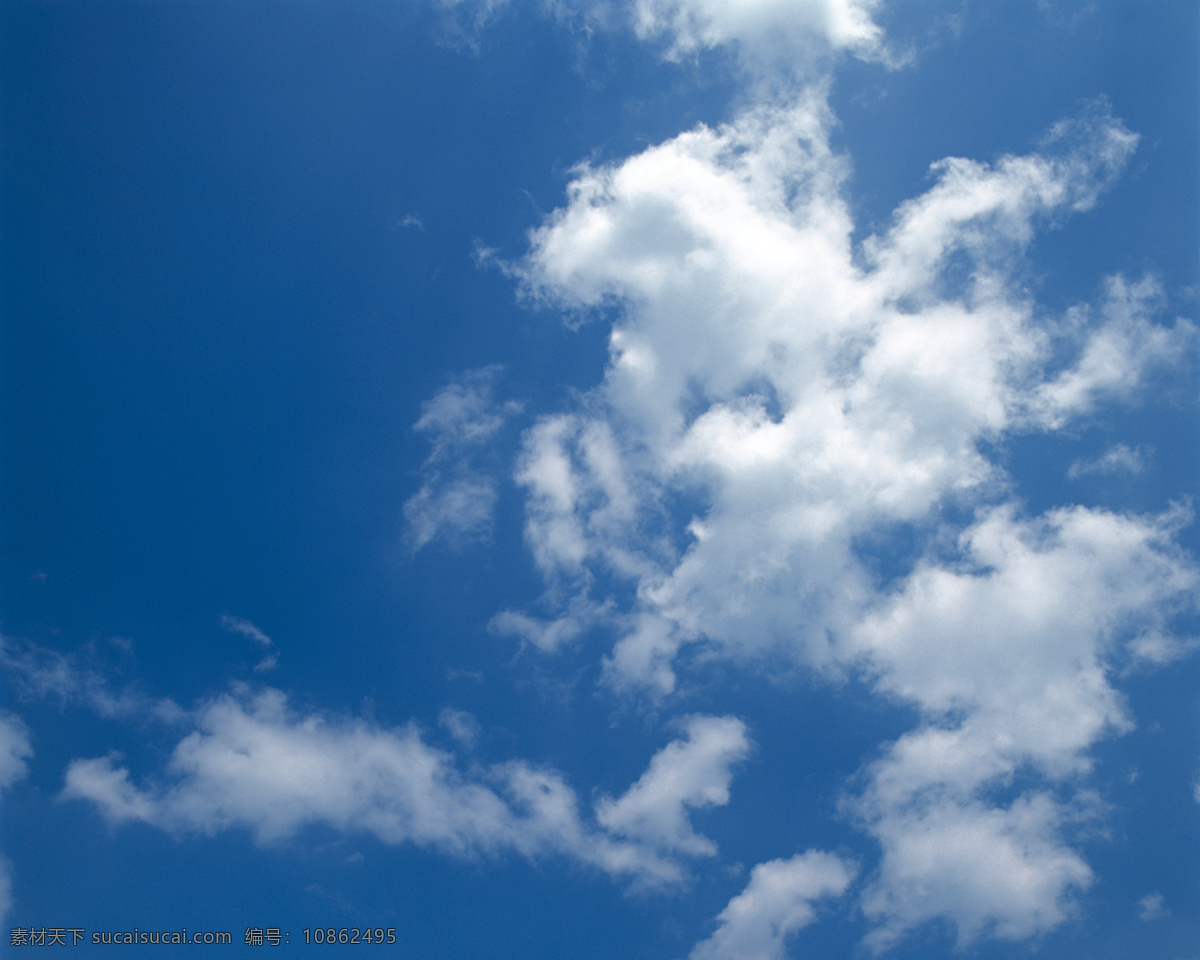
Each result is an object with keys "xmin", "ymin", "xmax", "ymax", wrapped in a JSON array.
[
  {"xmin": 0, "ymin": 858, "xmax": 11, "ymax": 924},
  {"xmin": 596, "ymin": 715, "xmax": 750, "ymax": 855},
  {"xmin": 503, "ymin": 85, "xmax": 1198, "ymax": 949},
  {"xmin": 0, "ymin": 637, "xmax": 182, "ymax": 722},
  {"xmin": 630, "ymin": 0, "xmax": 885, "ymax": 71},
  {"xmin": 689, "ymin": 850, "xmax": 855, "ymax": 960},
  {"xmin": 490, "ymin": 590, "xmax": 616, "ymax": 654},
  {"xmin": 489, "ymin": 607, "xmax": 589, "ymax": 652},
  {"xmin": 865, "ymin": 105, "xmax": 1139, "ymax": 307},
  {"xmin": 852, "ymin": 506, "xmax": 1195, "ymax": 752},
  {"xmin": 61, "ymin": 687, "xmax": 745, "ymax": 890},
  {"xmin": 846, "ymin": 504, "xmax": 1195, "ymax": 947},
  {"xmin": 431, "ymin": 0, "xmax": 519, "ymax": 52},
  {"xmin": 1138, "ymin": 891, "xmax": 1167, "ymax": 921},
  {"xmin": 1068, "ymin": 442, "xmax": 1148, "ymax": 479},
  {"xmin": 0, "ymin": 713, "xmax": 32, "ymax": 791},
  {"xmin": 0, "ymin": 714, "xmax": 32, "ymax": 923},
  {"xmin": 438, "ymin": 707, "xmax": 482, "ymax": 748},
  {"xmin": 414, "ymin": 366, "xmax": 520, "ymax": 455},
  {"xmin": 433, "ymin": 0, "xmax": 888, "ymax": 79},
  {"xmin": 515, "ymin": 93, "xmax": 1186, "ymax": 694},
  {"xmin": 8, "ymin": 1, "xmax": 1190, "ymax": 952},
  {"xmin": 860, "ymin": 793, "xmax": 1094, "ymax": 952},
  {"xmin": 405, "ymin": 367, "xmax": 523, "ymax": 551},
  {"xmin": 405, "ymin": 476, "xmax": 500, "ymax": 551},
  {"xmin": 219, "ymin": 615, "xmax": 272, "ymax": 648},
  {"xmin": 1033, "ymin": 275, "xmax": 1193, "ymax": 427},
  {"xmin": 219, "ymin": 615, "xmax": 279, "ymax": 673}
]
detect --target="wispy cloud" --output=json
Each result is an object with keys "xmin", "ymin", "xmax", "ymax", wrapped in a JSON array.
[
  {"xmin": 0, "ymin": 713, "xmax": 32, "ymax": 792},
  {"xmin": 0, "ymin": 636, "xmax": 182, "ymax": 722},
  {"xmin": 438, "ymin": 707, "xmax": 482, "ymax": 749},
  {"xmin": 1137, "ymin": 892, "xmax": 1167, "ymax": 921},
  {"xmin": 439, "ymin": 0, "xmax": 892, "ymax": 78},
  {"xmin": 1067, "ymin": 442, "xmax": 1148, "ymax": 479},
  {"xmin": 219, "ymin": 615, "xmax": 279, "ymax": 673},
  {"xmin": 405, "ymin": 366, "xmax": 523, "ymax": 551}
]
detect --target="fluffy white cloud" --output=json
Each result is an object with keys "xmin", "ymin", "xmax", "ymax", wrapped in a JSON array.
[
  {"xmin": 630, "ymin": 0, "xmax": 885, "ymax": 70},
  {"xmin": 404, "ymin": 367, "xmax": 523, "ymax": 551},
  {"xmin": 500, "ymin": 85, "xmax": 1198, "ymax": 949},
  {"xmin": 434, "ymin": 0, "xmax": 886, "ymax": 77},
  {"xmin": 689, "ymin": 850, "xmax": 855, "ymax": 960},
  {"xmin": 852, "ymin": 506, "xmax": 1195, "ymax": 758},
  {"xmin": 827, "ymin": 505, "xmax": 1191, "ymax": 948},
  {"xmin": 859, "ymin": 793, "xmax": 1095, "ymax": 952},
  {"xmin": 513, "ymin": 93, "xmax": 1188, "ymax": 692},
  {"xmin": 405, "ymin": 476, "xmax": 499, "ymax": 550},
  {"xmin": 596, "ymin": 715, "xmax": 750, "ymax": 855},
  {"xmin": 61, "ymin": 687, "xmax": 746, "ymax": 890}
]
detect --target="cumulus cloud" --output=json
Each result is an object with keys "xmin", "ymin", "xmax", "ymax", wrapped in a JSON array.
[
  {"xmin": 405, "ymin": 367, "xmax": 523, "ymax": 551},
  {"xmin": 822, "ymin": 500, "xmax": 1195, "ymax": 953},
  {"xmin": 852, "ymin": 506, "xmax": 1195, "ymax": 743},
  {"xmin": 514, "ymin": 93, "xmax": 1188, "ymax": 692},
  {"xmin": 61, "ymin": 687, "xmax": 746, "ymax": 890},
  {"xmin": 859, "ymin": 793, "xmax": 1095, "ymax": 951},
  {"xmin": 499, "ymin": 85, "xmax": 1198, "ymax": 949},
  {"xmin": 689, "ymin": 850, "xmax": 856, "ymax": 960}
]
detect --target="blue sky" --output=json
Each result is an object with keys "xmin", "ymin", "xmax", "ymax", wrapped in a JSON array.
[{"xmin": 1, "ymin": 1, "xmax": 1197, "ymax": 957}]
